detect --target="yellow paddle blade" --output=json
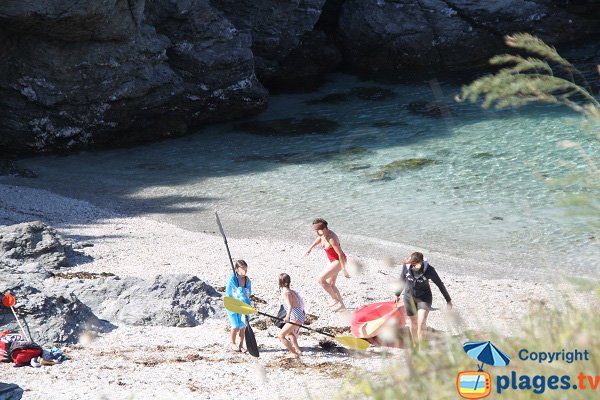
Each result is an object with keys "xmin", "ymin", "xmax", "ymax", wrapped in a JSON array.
[
  {"xmin": 335, "ymin": 336, "xmax": 371, "ymax": 351},
  {"xmin": 361, "ymin": 314, "xmax": 390, "ymax": 338},
  {"xmin": 223, "ymin": 296, "xmax": 257, "ymax": 315}
]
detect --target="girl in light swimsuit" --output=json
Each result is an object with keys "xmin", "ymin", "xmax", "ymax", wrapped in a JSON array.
[
  {"xmin": 304, "ymin": 218, "xmax": 349, "ymax": 311},
  {"xmin": 278, "ymin": 273, "xmax": 305, "ymax": 358}
]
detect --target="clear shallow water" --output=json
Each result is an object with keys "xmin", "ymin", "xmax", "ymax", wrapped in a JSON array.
[{"xmin": 5, "ymin": 74, "xmax": 599, "ymax": 275}]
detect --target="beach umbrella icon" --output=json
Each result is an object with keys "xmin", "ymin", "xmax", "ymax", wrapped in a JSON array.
[{"xmin": 463, "ymin": 341, "xmax": 511, "ymax": 370}]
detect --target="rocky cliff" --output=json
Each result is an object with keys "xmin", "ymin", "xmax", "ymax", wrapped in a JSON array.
[{"xmin": 0, "ymin": 0, "xmax": 598, "ymax": 155}]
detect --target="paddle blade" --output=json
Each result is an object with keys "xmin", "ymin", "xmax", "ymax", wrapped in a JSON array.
[
  {"xmin": 335, "ymin": 336, "xmax": 371, "ymax": 351},
  {"xmin": 224, "ymin": 296, "xmax": 257, "ymax": 315},
  {"xmin": 361, "ymin": 314, "xmax": 390, "ymax": 338},
  {"xmin": 245, "ymin": 319, "xmax": 260, "ymax": 358},
  {"xmin": 2, "ymin": 293, "xmax": 16, "ymax": 308}
]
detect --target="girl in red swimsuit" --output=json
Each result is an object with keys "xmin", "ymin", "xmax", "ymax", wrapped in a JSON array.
[{"xmin": 304, "ymin": 218, "xmax": 349, "ymax": 311}]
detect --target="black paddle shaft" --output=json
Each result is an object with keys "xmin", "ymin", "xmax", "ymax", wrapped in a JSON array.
[
  {"xmin": 255, "ymin": 310, "xmax": 336, "ymax": 339},
  {"xmin": 215, "ymin": 212, "xmax": 239, "ymax": 286}
]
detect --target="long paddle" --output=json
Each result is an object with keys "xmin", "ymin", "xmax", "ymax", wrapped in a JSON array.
[
  {"xmin": 215, "ymin": 212, "xmax": 259, "ymax": 358},
  {"xmin": 224, "ymin": 296, "xmax": 370, "ymax": 351}
]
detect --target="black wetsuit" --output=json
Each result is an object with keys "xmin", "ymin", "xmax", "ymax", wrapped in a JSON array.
[{"xmin": 400, "ymin": 262, "xmax": 451, "ymax": 314}]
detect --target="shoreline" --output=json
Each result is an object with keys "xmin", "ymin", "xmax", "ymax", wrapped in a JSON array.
[{"xmin": 1, "ymin": 182, "xmax": 599, "ymax": 399}]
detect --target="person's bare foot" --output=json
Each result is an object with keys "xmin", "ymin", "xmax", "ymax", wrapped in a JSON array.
[
  {"xmin": 239, "ymin": 346, "xmax": 248, "ymax": 354},
  {"xmin": 332, "ymin": 303, "xmax": 346, "ymax": 312},
  {"xmin": 327, "ymin": 300, "xmax": 341, "ymax": 309},
  {"xmin": 230, "ymin": 344, "xmax": 240, "ymax": 352},
  {"xmin": 285, "ymin": 352, "xmax": 300, "ymax": 359}
]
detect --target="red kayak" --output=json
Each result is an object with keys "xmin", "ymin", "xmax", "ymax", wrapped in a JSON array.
[{"xmin": 351, "ymin": 301, "xmax": 406, "ymax": 339}]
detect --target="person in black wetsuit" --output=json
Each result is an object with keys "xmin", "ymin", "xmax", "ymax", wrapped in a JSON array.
[{"xmin": 400, "ymin": 251, "xmax": 452, "ymax": 347}]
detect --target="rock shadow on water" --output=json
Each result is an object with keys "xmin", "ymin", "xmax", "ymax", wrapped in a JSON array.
[
  {"xmin": 234, "ymin": 117, "xmax": 340, "ymax": 136},
  {"xmin": 371, "ymin": 120, "xmax": 409, "ymax": 128},
  {"xmin": 368, "ymin": 158, "xmax": 437, "ymax": 181},
  {"xmin": 304, "ymin": 86, "xmax": 396, "ymax": 105},
  {"xmin": 407, "ymin": 100, "xmax": 451, "ymax": 118},
  {"xmin": 305, "ymin": 93, "xmax": 353, "ymax": 105}
]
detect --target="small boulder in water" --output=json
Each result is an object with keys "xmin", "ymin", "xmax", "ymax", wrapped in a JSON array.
[{"xmin": 407, "ymin": 101, "xmax": 450, "ymax": 117}]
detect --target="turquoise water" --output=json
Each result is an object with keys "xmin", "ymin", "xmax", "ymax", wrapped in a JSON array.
[{"xmin": 6, "ymin": 74, "xmax": 599, "ymax": 274}]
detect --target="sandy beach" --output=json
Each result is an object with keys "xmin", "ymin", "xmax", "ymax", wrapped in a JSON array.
[{"xmin": 1, "ymin": 182, "xmax": 597, "ymax": 400}]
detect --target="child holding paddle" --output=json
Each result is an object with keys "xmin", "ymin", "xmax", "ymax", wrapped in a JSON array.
[
  {"xmin": 226, "ymin": 260, "xmax": 252, "ymax": 353},
  {"xmin": 278, "ymin": 273, "xmax": 305, "ymax": 358}
]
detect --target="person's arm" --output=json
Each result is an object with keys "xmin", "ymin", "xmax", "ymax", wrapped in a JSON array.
[
  {"xmin": 393, "ymin": 265, "xmax": 407, "ymax": 306},
  {"xmin": 304, "ymin": 237, "xmax": 321, "ymax": 256},
  {"xmin": 330, "ymin": 237, "xmax": 349, "ymax": 278},
  {"xmin": 282, "ymin": 291, "xmax": 293, "ymax": 323},
  {"xmin": 428, "ymin": 266, "xmax": 452, "ymax": 308}
]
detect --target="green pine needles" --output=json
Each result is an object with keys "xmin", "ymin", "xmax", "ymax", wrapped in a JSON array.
[{"xmin": 457, "ymin": 33, "xmax": 600, "ymax": 120}]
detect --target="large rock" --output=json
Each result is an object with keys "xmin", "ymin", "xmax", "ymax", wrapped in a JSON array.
[
  {"xmin": 0, "ymin": 0, "xmax": 143, "ymax": 41},
  {"xmin": 212, "ymin": 0, "xmax": 327, "ymax": 87},
  {"xmin": 0, "ymin": 221, "xmax": 72, "ymax": 269},
  {"xmin": 0, "ymin": 0, "xmax": 267, "ymax": 155},
  {"xmin": 265, "ymin": 30, "xmax": 342, "ymax": 92},
  {"xmin": 0, "ymin": 222, "xmax": 222, "ymax": 345},
  {"xmin": 62, "ymin": 274, "xmax": 222, "ymax": 327},
  {"xmin": 338, "ymin": 0, "xmax": 600, "ymax": 79}
]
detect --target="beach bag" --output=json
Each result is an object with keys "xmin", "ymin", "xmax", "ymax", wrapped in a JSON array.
[
  {"xmin": 272, "ymin": 305, "xmax": 286, "ymax": 329},
  {"xmin": 0, "ymin": 333, "xmax": 24, "ymax": 363},
  {"xmin": 9, "ymin": 341, "xmax": 43, "ymax": 366}
]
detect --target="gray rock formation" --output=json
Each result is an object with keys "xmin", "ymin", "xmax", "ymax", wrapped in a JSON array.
[
  {"xmin": 0, "ymin": 0, "xmax": 267, "ymax": 155},
  {"xmin": 0, "ymin": 221, "xmax": 73, "ymax": 269},
  {"xmin": 0, "ymin": 221, "xmax": 222, "ymax": 345},
  {"xmin": 61, "ymin": 274, "xmax": 222, "ymax": 327},
  {"xmin": 338, "ymin": 0, "xmax": 600, "ymax": 79},
  {"xmin": 212, "ymin": 0, "xmax": 327, "ymax": 87}
]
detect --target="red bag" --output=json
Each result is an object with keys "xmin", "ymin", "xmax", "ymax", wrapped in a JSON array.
[
  {"xmin": 10, "ymin": 342, "xmax": 43, "ymax": 366},
  {"xmin": 0, "ymin": 332, "xmax": 24, "ymax": 363}
]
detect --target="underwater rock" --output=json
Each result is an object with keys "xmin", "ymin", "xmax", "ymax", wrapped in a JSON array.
[
  {"xmin": 369, "ymin": 158, "xmax": 436, "ymax": 181},
  {"xmin": 407, "ymin": 101, "xmax": 450, "ymax": 118},
  {"xmin": 235, "ymin": 117, "xmax": 340, "ymax": 136}
]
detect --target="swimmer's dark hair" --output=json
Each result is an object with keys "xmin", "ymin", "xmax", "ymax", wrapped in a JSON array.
[
  {"xmin": 312, "ymin": 218, "xmax": 328, "ymax": 229},
  {"xmin": 235, "ymin": 259, "xmax": 248, "ymax": 269},
  {"xmin": 279, "ymin": 273, "xmax": 291, "ymax": 288}
]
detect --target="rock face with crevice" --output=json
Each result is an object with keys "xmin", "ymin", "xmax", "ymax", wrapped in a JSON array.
[
  {"xmin": 337, "ymin": 0, "xmax": 600, "ymax": 79},
  {"xmin": 339, "ymin": 0, "xmax": 600, "ymax": 78},
  {"xmin": 0, "ymin": 0, "xmax": 599, "ymax": 154},
  {"xmin": 0, "ymin": 0, "xmax": 267, "ymax": 155}
]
